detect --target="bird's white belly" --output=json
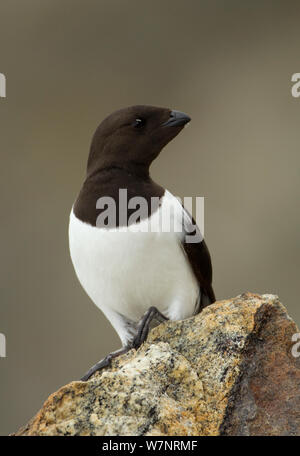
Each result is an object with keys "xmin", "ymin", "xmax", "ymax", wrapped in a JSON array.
[{"xmin": 68, "ymin": 194, "xmax": 199, "ymax": 333}]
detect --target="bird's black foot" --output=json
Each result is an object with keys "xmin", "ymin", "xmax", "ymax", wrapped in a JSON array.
[
  {"xmin": 80, "ymin": 306, "xmax": 168, "ymax": 381},
  {"xmin": 80, "ymin": 345, "xmax": 130, "ymax": 381},
  {"xmin": 131, "ymin": 306, "xmax": 169, "ymax": 349}
]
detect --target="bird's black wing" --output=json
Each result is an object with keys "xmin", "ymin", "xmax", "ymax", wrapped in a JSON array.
[{"xmin": 179, "ymin": 205, "xmax": 216, "ymax": 312}]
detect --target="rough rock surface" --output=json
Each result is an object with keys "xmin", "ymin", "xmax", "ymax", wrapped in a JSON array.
[{"xmin": 15, "ymin": 293, "xmax": 300, "ymax": 436}]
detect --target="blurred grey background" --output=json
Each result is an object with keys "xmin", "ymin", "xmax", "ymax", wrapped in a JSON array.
[{"xmin": 0, "ymin": 0, "xmax": 299, "ymax": 435}]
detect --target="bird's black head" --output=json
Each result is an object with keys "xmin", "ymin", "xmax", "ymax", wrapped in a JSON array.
[{"xmin": 87, "ymin": 105, "xmax": 191, "ymax": 176}]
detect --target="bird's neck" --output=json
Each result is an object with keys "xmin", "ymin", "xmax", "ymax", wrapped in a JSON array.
[{"xmin": 87, "ymin": 162, "xmax": 151, "ymax": 181}]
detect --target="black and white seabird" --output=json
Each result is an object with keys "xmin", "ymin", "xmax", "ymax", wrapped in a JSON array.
[{"xmin": 69, "ymin": 105, "xmax": 215, "ymax": 380}]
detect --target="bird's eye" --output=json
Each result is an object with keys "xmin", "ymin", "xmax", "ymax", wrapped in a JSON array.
[{"xmin": 133, "ymin": 118, "xmax": 145, "ymax": 128}]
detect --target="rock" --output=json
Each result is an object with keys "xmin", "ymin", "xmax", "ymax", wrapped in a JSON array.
[{"xmin": 15, "ymin": 293, "xmax": 300, "ymax": 436}]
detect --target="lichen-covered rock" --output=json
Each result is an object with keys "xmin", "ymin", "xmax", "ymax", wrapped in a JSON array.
[{"xmin": 15, "ymin": 293, "xmax": 300, "ymax": 436}]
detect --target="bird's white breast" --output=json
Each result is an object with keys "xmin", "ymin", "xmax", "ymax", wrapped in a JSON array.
[{"xmin": 69, "ymin": 191, "xmax": 199, "ymax": 343}]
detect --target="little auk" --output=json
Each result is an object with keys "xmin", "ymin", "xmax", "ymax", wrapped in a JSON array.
[{"xmin": 69, "ymin": 105, "xmax": 215, "ymax": 381}]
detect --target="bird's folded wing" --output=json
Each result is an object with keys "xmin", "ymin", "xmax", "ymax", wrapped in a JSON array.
[{"xmin": 176, "ymin": 202, "xmax": 216, "ymax": 308}]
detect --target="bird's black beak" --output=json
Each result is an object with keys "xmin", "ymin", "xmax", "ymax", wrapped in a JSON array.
[{"xmin": 162, "ymin": 110, "xmax": 191, "ymax": 127}]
